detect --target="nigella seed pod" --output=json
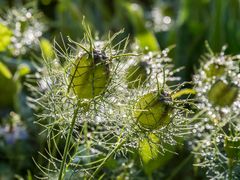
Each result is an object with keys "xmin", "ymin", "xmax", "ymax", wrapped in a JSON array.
[
  {"xmin": 138, "ymin": 133, "xmax": 159, "ymax": 164},
  {"xmin": 205, "ymin": 63, "xmax": 225, "ymax": 78},
  {"xmin": 208, "ymin": 80, "xmax": 238, "ymax": 107},
  {"xmin": 69, "ymin": 50, "xmax": 109, "ymax": 99},
  {"xmin": 224, "ymin": 136, "xmax": 240, "ymax": 159},
  {"xmin": 125, "ymin": 61, "xmax": 149, "ymax": 89},
  {"xmin": 134, "ymin": 91, "xmax": 172, "ymax": 130}
]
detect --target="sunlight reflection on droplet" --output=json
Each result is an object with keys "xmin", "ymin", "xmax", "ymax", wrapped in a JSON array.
[{"xmin": 163, "ymin": 16, "xmax": 171, "ymax": 24}]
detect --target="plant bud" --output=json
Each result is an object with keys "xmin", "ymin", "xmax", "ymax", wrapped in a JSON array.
[{"xmin": 70, "ymin": 50, "xmax": 109, "ymax": 99}]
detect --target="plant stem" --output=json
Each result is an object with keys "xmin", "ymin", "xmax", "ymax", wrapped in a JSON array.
[
  {"xmin": 90, "ymin": 137, "xmax": 127, "ymax": 179},
  {"xmin": 58, "ymin": 106, "xmax": 80, "ymax": 180}
]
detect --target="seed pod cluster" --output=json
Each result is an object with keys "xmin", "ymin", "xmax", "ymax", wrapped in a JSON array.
[{"xmin": 70, "ymin": 50, "xmax": 109, "ymax": 99}]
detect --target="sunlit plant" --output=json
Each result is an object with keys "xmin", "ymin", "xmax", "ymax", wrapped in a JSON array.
[
  {"xmin": 1, "ymin": 1, "xmax": 240, "ymax": 180},
  {"xmin": 31, "ymin": 22, "xmax": 193, "ymax": 179},
  {"xmin": 194, "ymin": 46, "xmax": 240, "ymax": 119},
  {"xmin": 192, "ymin": 114, "xmax": 240, "ymax": 179},
  {"xmin": 192, "ymin": 46, "xmax": 240, "ymax": 179}
]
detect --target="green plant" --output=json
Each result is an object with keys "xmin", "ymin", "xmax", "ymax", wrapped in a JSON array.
[
  {"xmin": 1, "ymin": 1, "xmax": 240, "ymax": 180},
  {"xmin": 192, "ymin": 46, "xmax": 240, "ymax": 179},
  {"xmin": 133, "ymin": 91, "xmax": 172, "ymax": 130},
  {"xmin": 125, "ymin": 61, "xmax": 149, "ymax": 89},
  {"xmin": 69, "ymin": 51, "xmax": 109, "ymax": 99},
  {"xmin": 32, "ymin": 23, "xmax": 193, "ymax": 179}
]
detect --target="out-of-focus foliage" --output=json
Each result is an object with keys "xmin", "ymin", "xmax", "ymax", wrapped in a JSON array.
[
  {"xmin": 0, "ymin": 62, "xmax": 16, "ymax": 107},
  {"xmin": 39, "ymin": 38, "xmax": 55, "ymax": 60},
  {"xmin": 0, "ymin": 23, "xmax": 12, "ymax": 52}
]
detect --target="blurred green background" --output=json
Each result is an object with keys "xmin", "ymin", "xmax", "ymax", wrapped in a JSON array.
[{"xmin": 0, "ymin": 0, "xmax": 239, "ymax": 179}]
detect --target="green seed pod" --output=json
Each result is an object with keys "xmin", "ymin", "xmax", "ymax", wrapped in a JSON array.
[
  {"xmin": 205, "ymin": 63, "xmax": 225, "ymax": 78},
  {"xmin": 139, "ymin": 133, "xmax": 159, "ymax": 164},
  {"xmin": 138, "ymin": 133, "xmax": 176, "ymax": 174},
  {"xmin": 208, "ymin": 80, "xmax": 238, "ymax": 107},
  {"xmin": 224, "ymin": 136, "xmax": 240, "ymax": 159},
  {"xmin": 125, "ymin": 61, "xmax": 148, "ymax": 88},
  {"xmin": 70, "ymin": 50, "xmax": 109, "ymax": 99},
  {"xmin": 134, "ymin": 92, "xmax": 172, "ymax": 130}
]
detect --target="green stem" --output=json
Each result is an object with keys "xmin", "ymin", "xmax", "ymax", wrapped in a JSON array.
[
  {"xmin": 58, "ymin": 106, "xmax": 80, "ymax": 180},
  {"xmin": 90, "ymin": 137, "xmax": 127, "ymax": 179},
  {"xmin": 111, "ymin": 53, "xmax": 139, "ymax": 59}
]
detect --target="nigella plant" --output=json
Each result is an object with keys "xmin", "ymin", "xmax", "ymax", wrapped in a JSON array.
[
  {"xmin": 192, "ymin": 115, "xmax": 240, "ymax": 180},
  {"xmin": 193, "ymin": 46, "xmax": 240, "ymax": 119},
  {"xmin": 192, "ymin": 46, "xmax": 240, "ymax": 179},
  {"xmin": 32, "ymin": 23, "xmax": 193, "ymax": 179}
]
